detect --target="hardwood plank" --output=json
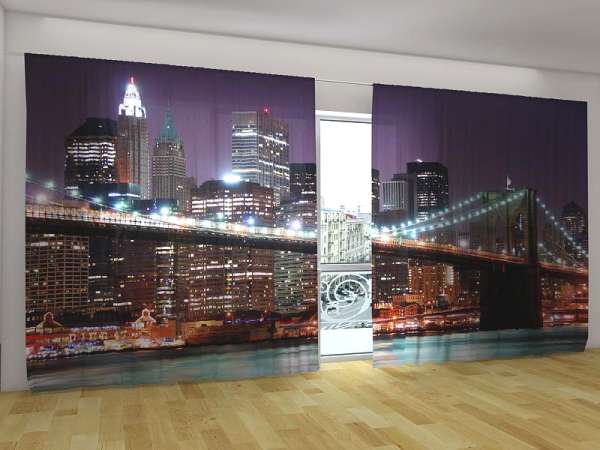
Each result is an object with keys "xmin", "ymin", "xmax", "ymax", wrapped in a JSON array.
[{"xmin": 1, "ymin": 350, "xmax": 600, "ymax": 449}]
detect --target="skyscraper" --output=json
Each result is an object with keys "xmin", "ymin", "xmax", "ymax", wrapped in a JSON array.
[
  {"xmin": 116, "ymin": 77, "xmax": 151, "ymax": 199},
  {"xmin": 231, "ymin": 109, "xmax": 290, "ymax": 206},
  {"xmin": 372, "ymin": 254, "xmax": 409, "ymax": 308},
  {"xmin": 274, "ymin": 201, "xmax": 317, "ymax": 230},
  {"xmin": 191, "ymin": 179, "xmax": 275, "ymax": 226},
  {"xmin": 26, "ymin": 234, "xmax": 89, "ymax": 326},
  {"xmin": 274, "ymin": 250, "xmax": 317, "ymax": 313},
  {"xmin": 188, "ymin": 178, "xmax": 275, "ymax": 318},
  {"xmin": 152, "ymin": 107, "xmax": 188, "ymax": 210},
  {"xmin": 560, "ymin": 201, "xmax": 588, "ymax": 263},
  {"xmin": 289, "ymin": 163, "xmax": 316, "ymax": 203},
  {"xmin": 406, "ymin": 161, "xmax": 449, "ymax": 222},
  {"xmin": 113, "ymin": 238, "xmax": 156, "ymax": 315},
  {"xmin": 276, "ymin": 162, "xmax": 317, "ymax": 230},
  {"xmin": 64, "ymin": 117, "xmax": 117, "ymax": 198},
  {"xmin": 274, "ymin": 163, "xmax": 317, "ymax": 313},
  {"xmin": 382, "ymin": 173, "xmax": 416, "ymax": 216},
  {"xmin": 186, "ymin": 245, "xmax": 274, "ymax": 318},
  {"xmin": 372, "ymin": 169, "xmax": 380, "ymax": 215}
]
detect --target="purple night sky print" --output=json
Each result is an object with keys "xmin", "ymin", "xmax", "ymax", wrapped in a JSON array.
[
  {"xmin": 372, "ymin": 84, "xmax": 587, "ymax": 215},
  {"xmin": 25, "ymin": 53, "xmax": 315, "ymax": 188}
]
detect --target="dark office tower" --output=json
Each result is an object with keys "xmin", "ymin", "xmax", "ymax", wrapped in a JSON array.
[
  {"xmin": 406, "ymin": 161, "xmax": 449, "ymax": 222},
  {"xmin": 560, "ymin": 201, "xmax": 588, "ymax": 263},
  {"xmin": 372, "ymin": 169, "xmax": 380, "ymax": 215},
  {"xmin": 88, "ymin": 236, "xmax": 115, "ymax": 314},
  {"xmin": 152, "ymin": 107, "xmax": 188, "ymax": 210},
  {"xmin": 113, "ymin": 238, "xmax": 156, "ymax": 316},
  {"xmin": 191, "ymin": 179, "xmax": 275, "ymax": 226},
  {"xmin": 372, "ymin": 254, "xmax": 409, "ymax": 309},
  {"xmin": 64, "ymin": 118, "xmax": 117, "ymax": 198},
  {"xmin": 25, "ymin": 234, "xmax": 89, "ymax": 326},
  {"xmin": 231, "ymin": 108, "xmax": 290, "ymax": 206},
  {"xmin": 116, "ymin": 77, "xmax": 151, "ymax": 199},
  {"xmin": 289, "ymin": 163, "xmax": 316, "ymax": 203}
]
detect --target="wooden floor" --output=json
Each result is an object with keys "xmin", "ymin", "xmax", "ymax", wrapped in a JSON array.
[{"xmin": 2, "ymin": 351, "xmax": 600, "ymax": 450}]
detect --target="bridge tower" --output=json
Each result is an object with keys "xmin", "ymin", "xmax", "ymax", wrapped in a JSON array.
[{"xmin": 479, "ymin": 188, "xmax": 542, "ymax": 330}]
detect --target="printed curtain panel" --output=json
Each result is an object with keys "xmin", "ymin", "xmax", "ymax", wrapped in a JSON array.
[
  {"xmin": 25, "ymin": 54, "xmax": 317, "ymax": 389},
  {"xmin": 371, "ymin": 84, "xmax": 588, "ymax": 366}
]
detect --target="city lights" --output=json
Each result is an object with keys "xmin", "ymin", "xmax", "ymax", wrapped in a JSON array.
[{"xmin": 223, "ymin": 173, "xmax": 241, "ymax": 184}]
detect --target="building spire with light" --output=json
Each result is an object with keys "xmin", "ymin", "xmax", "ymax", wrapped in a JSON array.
[
  {"xmin": 157, "ymin": 104, "xmax": 181, "ymax": 145},
  {"xmin": 118, "ymin": 76, "xmax": 146, "ymax": 118}
]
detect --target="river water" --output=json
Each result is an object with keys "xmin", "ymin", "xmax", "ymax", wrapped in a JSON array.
[
  {"xmin": 28, "ymin": 325, "xmax": 588, "ymax": 390},
  {"xmin": 374, "ymin": 324, "xmax": 588, "ymax": 366},
  {"xmin": 28, "ymin": 339, "xmax": 319, "ymax": 391}
]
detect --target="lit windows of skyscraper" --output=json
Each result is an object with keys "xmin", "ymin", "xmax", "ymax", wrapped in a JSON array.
[
  {"xmin": 231, "ymin": 109, "xmax": 290, "ymax": 206},
  {"xmin": 372, "ymin": 169, "xmax": 380, "ymax": 215},
  {"xmin": 151, "ymin": 107, "xmax": 189, "ymax": 210},
  {"xmin": 274, "ymin": 163, "xmax": 317, "ymax": 313},
  {"xmin": 274, "ymin": 250, "xmax": 317, "ymax": 313},
  {"xmin": 64, "ymin": 117, "xmax": 117, "ymax": 198},
  {"xmin": 560, "ymin": 201, "xmax": 588, "ymax": 263},
  {"xmin": 275, "ymin": 163, "xmax": 317, "ymax": 230},
  {"xmin": 186, "ymin": 245, "xmax": 274, "ymax": 319},
  {"xmin": 188, "ymin": 178, "xmax": 275, "ymax": 318},
  {"xmin": 191, "ymin": 179, "xmax": 274, "ymax": 226},
  {"xmin": 117, "ymin": 77, "xmax": 151, "ymax": 199},
  {"xmin": 155, "ymin": 243, "xmax": 177, "ymax": 319},
  {"xmin": 289, "ymin": 163, "xmax": 316, "ymax": 203},
  {"xmin": 372, "ymin": 254, "xmax": 409, "ymax": 309},
  {"xmin": 25, "ymin": 234, "xmax": 90, "ymax": 326},
  {"xmin": 382, "ymin": 173, "xmax": 416, "ymax": 214},
  {"xmin": 406, "ymin": 161, "xmax": 449, "ymax": 222},
  {"xmin": 274, "ymin": 201, "xmax": 317, "ymax": 230}
]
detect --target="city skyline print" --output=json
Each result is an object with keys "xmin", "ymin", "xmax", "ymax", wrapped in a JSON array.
[
  {"xmin": 24, "ymin": 54, "xmax": 318, "ymax": 389},
  {"xmin": 371, "ymin": 84, "xmax": 588, "ymax": 366}
]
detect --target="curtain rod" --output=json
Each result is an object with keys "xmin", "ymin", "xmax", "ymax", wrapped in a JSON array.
[{"xmin": 315, "ymin": 78, "xmax": 373, "ymax": 86}]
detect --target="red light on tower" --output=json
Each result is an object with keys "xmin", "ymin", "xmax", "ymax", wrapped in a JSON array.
[
  {"xmin": 129, "ymin": 76, "xmax": 135, "ymax": 84},
  {"xmin": 262, "ymin": 106, "xmax": 271, "ymax": 114}
]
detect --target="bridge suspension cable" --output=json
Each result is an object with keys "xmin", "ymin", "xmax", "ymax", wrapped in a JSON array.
[
  {"xmin": 536, "ymin": 195, "xmax": 588, "ymax": 260},
  {"xmin": 375, "ymin": 189, "xmax": 528, "ymax": 238}
]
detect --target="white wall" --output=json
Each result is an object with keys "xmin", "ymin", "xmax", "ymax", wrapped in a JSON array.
[
  {"xmin": 2, "ymin": 11, "xmax": 599, "ymax": 391},
  {"xmin": 0, "ymin": 4, "xmax": 4, "ymax": 376}
]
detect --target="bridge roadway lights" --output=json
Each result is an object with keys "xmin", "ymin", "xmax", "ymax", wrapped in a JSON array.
[{"xmin": 26, "ymin": 217, "xmax": 318, "ymax": 255}]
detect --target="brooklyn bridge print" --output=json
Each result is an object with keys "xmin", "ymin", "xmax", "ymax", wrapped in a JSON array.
[{"xmin": 371, "ymin": 84, "xmax": 588, "ymax": 365}]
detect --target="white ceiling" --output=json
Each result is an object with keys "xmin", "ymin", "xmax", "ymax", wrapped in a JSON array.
[{"xmin": 3, "ymin": 0, "xmax": 600, "ymax": 74}]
